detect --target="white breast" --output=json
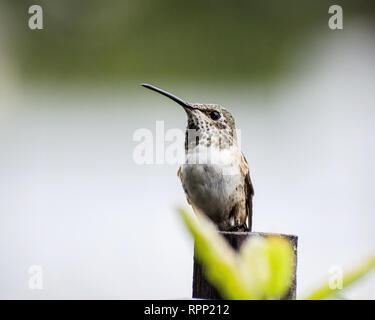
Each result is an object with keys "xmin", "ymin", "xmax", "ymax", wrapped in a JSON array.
[{"xmin": 180, "ymin": 145, "xmax": 243, "ymax": 222}]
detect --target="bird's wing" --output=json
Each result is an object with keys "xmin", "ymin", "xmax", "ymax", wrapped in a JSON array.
[
  {"xmin": 177, "ymin": 166, "xmax": 192, "ymax": 205},
  {"xmin": 241, "ymin": 154, "xmax": 254, "ymax": 231}
]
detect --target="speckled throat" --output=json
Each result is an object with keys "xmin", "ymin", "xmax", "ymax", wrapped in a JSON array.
[{"xmin": 184, "ymin": 104, "xmax": 237, "ymax": 152}]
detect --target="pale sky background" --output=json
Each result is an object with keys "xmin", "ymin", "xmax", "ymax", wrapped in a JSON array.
[{"xmin": 0, "ymin": 22, "xmax": 374, "ymax": 299}]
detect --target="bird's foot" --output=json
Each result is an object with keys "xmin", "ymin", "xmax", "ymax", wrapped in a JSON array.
[{"xmin": 228, "ymin": 224, "xmax": 249, "ymax": 232}]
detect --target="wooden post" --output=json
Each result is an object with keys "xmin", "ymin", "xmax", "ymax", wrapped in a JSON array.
[{"xmin": 192, "ymin": 231, "xmax": 298, "ymax": 300}]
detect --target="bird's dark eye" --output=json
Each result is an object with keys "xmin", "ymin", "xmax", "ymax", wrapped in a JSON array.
[{"xmin": 210, "ymin": 110, "xmax": 221, "ymax": 120}]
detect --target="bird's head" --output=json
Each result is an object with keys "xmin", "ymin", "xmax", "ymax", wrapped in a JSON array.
[{"xmin": 141, "ymin": 84, "xmax": 237, "ymax": 151}]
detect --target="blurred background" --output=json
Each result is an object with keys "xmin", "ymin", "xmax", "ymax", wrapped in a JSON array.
[{"xmin": 0, "ymin": 0, "xmax": 374, "ymax": 299}]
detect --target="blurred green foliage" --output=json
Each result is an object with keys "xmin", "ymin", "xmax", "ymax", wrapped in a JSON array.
[
  {"xmin": 179, "ymin": 208, "xmax": 375, "ymax": 300},
  {"xmin": 2, "ymin": 0, "xmax": 375, "ymax": 83},
  {"xmin": 179, "ymin": 208, "xmax": 294, "ymax": 299},
  {"xmin": 306, "ymin": 256, "xmax": 375, "ymax": 300}
]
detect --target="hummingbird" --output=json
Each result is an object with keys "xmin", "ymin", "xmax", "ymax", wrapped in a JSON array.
[{"xmin": 142, "ymin": 84, "xmax": 254, "ymax": 232}]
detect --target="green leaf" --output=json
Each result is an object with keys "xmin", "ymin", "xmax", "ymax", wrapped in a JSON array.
[
  {"xmin": 239, "ymin": 235, "xmax": 294, "ymax": 299},
  {"xmin": 305, "ymin": 256, "xmax": 375, "ymax": 300},
  {"xmin": 179, "ymin": 207, "xmax": 251, "ymax": 299}
]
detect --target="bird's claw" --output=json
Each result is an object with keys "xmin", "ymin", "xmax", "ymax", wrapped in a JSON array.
[{"xmin": 229, "ymin": 224, "xmax": 249, "ymax": 232}]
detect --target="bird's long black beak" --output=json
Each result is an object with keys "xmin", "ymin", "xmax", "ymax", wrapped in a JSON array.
[{"xmin": 141, "ymin": 83, "xmax": 194, "ymax": 110}]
